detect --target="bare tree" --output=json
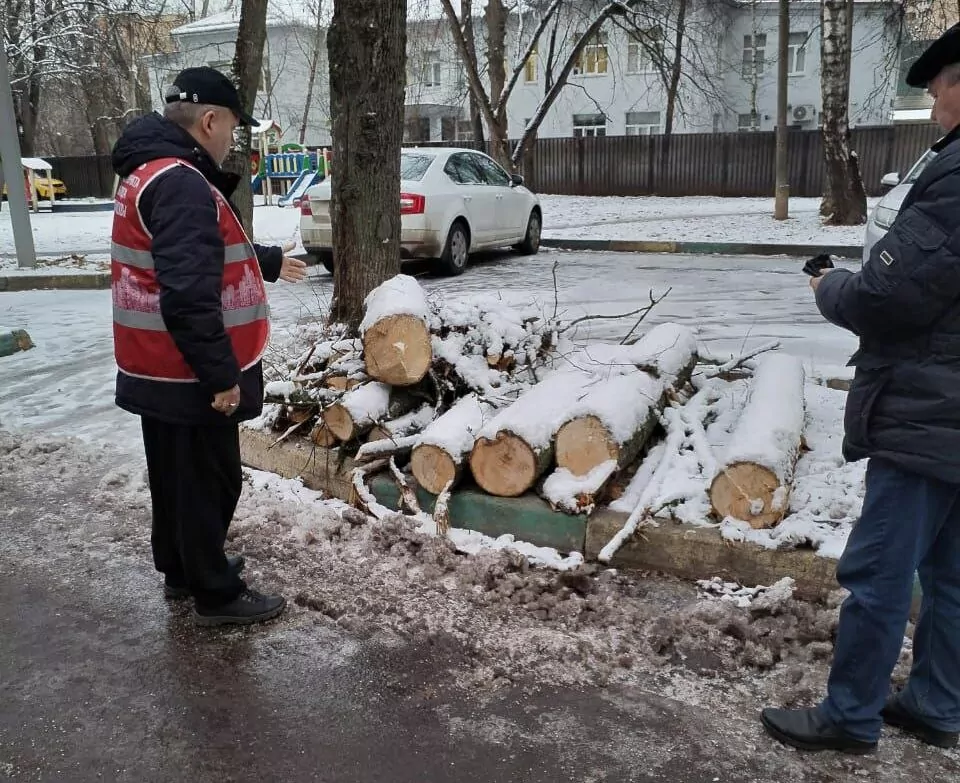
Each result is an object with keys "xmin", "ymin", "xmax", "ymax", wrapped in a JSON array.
[
  {"xmin": 441, "ymin": 0, "xmax": 644, "ymax": 171},
  {"xmin": 327, "ymin": 0, "xmax": 407, "ymax": 329},
  {"xmin": 225, "ymin": 0, "xmax": 269, "ymax": 235},
  {"xmin": 297, "ymin": 1, "xmax": 326, "ymax": 144},
  {"xmin": 820, "ymin": 0, "xmax": 867, "ymax": 225}
]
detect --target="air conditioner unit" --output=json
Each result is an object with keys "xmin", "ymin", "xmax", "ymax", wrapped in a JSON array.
[{"xmin": 792, "ymin": 104, "xmax": 816, "ymax": 123}]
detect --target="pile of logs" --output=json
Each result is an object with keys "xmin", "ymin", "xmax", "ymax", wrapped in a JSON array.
[{"xmin": 260, "ymin": 274, "xmax": 809, "ymax": 549}]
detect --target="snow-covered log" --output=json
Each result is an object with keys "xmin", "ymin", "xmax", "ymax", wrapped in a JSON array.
[
  {"xmin": 411, "ymin": 394, "xmax": 493, "ymax": 494},
  {"xmin": 469, "ymin": 370, "xmax": 598, "ymax": 497},
  {"xmin": 322, "ymin": 382, "xmax": 419, "ymax": 442},
  {"xmin": 365, "ymin": 404, "xmax": 436, "ymax": 444},
  {"xmin": 555, "ymin": 324, "xmax": 697, "ymax": 477},
  {"xmin": 360, "ymin": 275, "xmax": 433, "ymax": 386},
  {"xmin": 708, "ymin": 353, "xmax": 806, "ymax": 529},
  {"xmin": 542, "ymin": 461, "xmax": 618, "ymax": 515}
]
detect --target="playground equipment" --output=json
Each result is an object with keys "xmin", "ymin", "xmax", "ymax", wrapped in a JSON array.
[
  {"xmin": 248, "ymin": 118, "xmax": 331, "ymax": 206},
  {"xmin": 1, "ymin": 158, "xmax": 62, "ymax": 212}
]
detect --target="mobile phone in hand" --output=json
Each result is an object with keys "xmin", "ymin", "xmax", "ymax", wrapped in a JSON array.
[{"xmin": 803, "ymin": 254, "xmax": 835, "ymax": 277}]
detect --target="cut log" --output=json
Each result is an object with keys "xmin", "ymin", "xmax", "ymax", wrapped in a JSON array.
[
  {"xmin": 323, "ymin": 382, "xmax": 419, "ymax": 442},
  {"xmin": 325, "ymin": 374, "xmax": 364, "ymax": 391},
  {"xmin": 411, "ymin": 394, "xmax": 493, "ymax": 494},
  {"xmin": 361, "ymin": 275, "xmax": 432, "ymax": 386},
  {"xmin": 469, "ymin": 370, "xmax": 598, "ymax": 497},
  {"xmin": 309, "ymin": 421, "xmax": 339, "ymax": 448},
  {"xmin": 555, "ymin": 325, "xmax": 697, "ymax": 478},
  {"xmin": 365, "ymin": 404, "xmax": 436, "ymax": 444},
  {"xmin": 542, "ymin": 461, "xmax": 619, "ymax": 515},
  {"xmin": 709, "ymin": 353, "xmax": 805, "ymax": 530}
]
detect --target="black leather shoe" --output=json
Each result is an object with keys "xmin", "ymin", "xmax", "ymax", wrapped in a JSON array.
[
  {"xmin": 761, "ymin": 707, "xmax": 877, "ymax": 755},
  {"xmin": 163, "ymin": 555, "xmax": 246, "ymax": 600},
  {"xmin": 882, "ymin": 695, "xmax": 959, "ymax": 749},
  {"xmin": 193, "ymin": 588, "xmax": 287, "ymax": 627}
]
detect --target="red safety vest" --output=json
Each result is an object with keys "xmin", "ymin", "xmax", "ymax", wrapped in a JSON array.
[{"xmin": 111, "ymin": 157, "xmax": 270, "ymax": 382}]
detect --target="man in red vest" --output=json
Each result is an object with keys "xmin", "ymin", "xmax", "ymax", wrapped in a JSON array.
[{"xmin": 110, "ymin": 67, "xmax": 307, "ymax": 626}]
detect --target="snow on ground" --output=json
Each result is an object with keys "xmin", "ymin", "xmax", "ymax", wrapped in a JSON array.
[{"xmin": 0, "ymin": 195, "xmax": 875, "ymax": 267}]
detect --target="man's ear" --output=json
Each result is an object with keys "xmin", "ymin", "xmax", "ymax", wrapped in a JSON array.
[{"xmin": 200, "ymin": 109, "xmax": 218, "ymax": 135}]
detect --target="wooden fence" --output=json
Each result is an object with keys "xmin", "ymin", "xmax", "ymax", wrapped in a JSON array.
[{"xmin": 45, "ymin": 123, "xmax": 941, "ymax": 200}]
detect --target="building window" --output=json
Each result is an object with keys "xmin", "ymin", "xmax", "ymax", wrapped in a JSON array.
[
  {"xmin": 787, "ymin": 32, "xmax": 808, "ymax": 75},
  {"xmin": 524, "ymin": 46, "xmax": 538, "ymax": 83},
  {"xmin": 574, "ymin": 32, "xmax": 609, "ymax": 76},
  {"xmin": 625, "ymin": 111, "xmax": 661, "ymax": 135},
  {"xmin": 573, "ymin": 113, "xmax": 606, "ymax": 137},
  {"xmin": 422, "ymin": 50, "xmax": 442, "ymax": 87},
  {"xmin": 738, "ymin": 112, "xmax": 760, "ymax": 132},
  {"xmin": 742, "ymin": 33, "xmax": 766, "ymax": 79},
  {"xmin": 627, "ymin": 28, "xmax": 662, "ymax": 74},
  {"xmin": 456, "ymin": 120, "xmax": 474, "ymax": 142}
]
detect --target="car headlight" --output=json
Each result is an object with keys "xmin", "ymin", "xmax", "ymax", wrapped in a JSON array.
[{"xmin": 873, "ymin": 206, "xmax": 898, "ymax": 229}]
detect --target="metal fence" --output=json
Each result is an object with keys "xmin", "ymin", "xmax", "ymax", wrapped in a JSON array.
[{"xmin": 46, "ymin": 123, "xmax": 942, "ymax": 200}]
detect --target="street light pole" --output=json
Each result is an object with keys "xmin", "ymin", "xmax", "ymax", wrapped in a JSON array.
[
  {"xmin": 0, "ymin": 39, "xmax": 37, "ymax": 268},
  {"xmin": 774, "ymin": 0, "xmax": 790, "ymax": 221}
]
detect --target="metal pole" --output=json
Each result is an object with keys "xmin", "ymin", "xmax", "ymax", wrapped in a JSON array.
[
  {"xmin": 0, "ymin": 41, "xmax": 36, "ymax": 267},
  {"xmin": 774, "ymin": 0, "xmax": 790, "ymax": 221}
]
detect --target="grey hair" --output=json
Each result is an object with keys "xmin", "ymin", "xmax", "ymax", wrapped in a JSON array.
[
  {"xmin": 940, "ymin": 62, "xmax": 960, "ymax": 87},
  {"xmin": 163, "ymin": 101, "xmax": 220, "ymax": 129}
]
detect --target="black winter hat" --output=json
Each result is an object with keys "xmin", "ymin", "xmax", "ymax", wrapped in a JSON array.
[
  {"xmin": 165, "ymin": 66, "xmax": 257, "ymax": 126},
  {"xmin": 907, "ymin": 23, "xmax": 960, "ymax": 88}
]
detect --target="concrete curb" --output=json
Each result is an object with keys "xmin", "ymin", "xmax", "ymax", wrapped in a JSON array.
[
  {"xmin": 541, "ymin": 238, "xmax": 864, "ymax": 260},
  {"xmin": 239, "ymin": 428, "xmax": 841, "ymax": 600},
  {"xmin": 0, "ymin": 273, "xmax": 111, "ymax": 292},
  {"xmin": 0, "ymin": 329, "xmax": 34, "ymax": 358}
]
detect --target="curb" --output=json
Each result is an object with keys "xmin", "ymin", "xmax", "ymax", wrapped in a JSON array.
[
  {"xmin": 541, "ymin": 238, "xmax": 864, "ymax": 260},
  {"xmin": 239, "ymin": 428, "xmax": 841, "ymax": 601},
  {"xmin": 0, "ymin": 329, "xmax": 34, "ymax": 358},
  {"xmin": 0, "ymin": 273, "xmax": 111, "ymax": 292}
]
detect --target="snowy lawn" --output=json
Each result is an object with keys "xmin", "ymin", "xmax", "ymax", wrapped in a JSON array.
[{"xmin": 0, "ymin": 195, "xmax": 877, "ymax": 272}]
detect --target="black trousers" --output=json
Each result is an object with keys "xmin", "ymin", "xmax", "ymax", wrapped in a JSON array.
[{"xmin": 140, "ymin": 417, "xmax": 245, "ymax": 607}]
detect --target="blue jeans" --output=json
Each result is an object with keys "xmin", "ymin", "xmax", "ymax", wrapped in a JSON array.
[{"xmin": 820, "ymin": 457, "xmax": 960, "ymax": 741}]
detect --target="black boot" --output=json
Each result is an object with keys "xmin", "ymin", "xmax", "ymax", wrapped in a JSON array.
[
  {"xmin": 761, "ymin": 707, "xmax": 877, "ymax": 754},
  {"xmin": 882, "ymin": 695, "xmax": 959, "ymax": 749},
  {"xmin": 163, "ymin": 555, "xmax": 246, "ymax": 600},
  {"xmin": 193, "ymin": 587, "xmax": 287, "ymax": 627}
]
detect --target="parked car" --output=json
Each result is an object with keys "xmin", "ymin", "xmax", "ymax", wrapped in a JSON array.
[
  {"xmin": 300, "ymin": 148, "xmax": 543, "ymax": 276},
  {"xmin": 862, "ymin": 147, "xmax": 938, "ymax": 264}
]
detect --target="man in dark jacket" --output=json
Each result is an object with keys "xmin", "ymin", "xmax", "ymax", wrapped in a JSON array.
[
  {"xmin": 111, "ymin": 67, "xmax": 306, "ymax": 626},
  {"xmin": 761, "ymin": 27, "xmax": 960, "ymax": 753}
]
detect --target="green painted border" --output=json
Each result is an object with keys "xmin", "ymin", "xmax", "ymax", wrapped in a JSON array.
[
  {"xmin": 541, "ymin": 238, "xmax": 863, "ymax": 260},
  {"xmin": 0, "ymin": 273, "xmax": 111, "ymax": 292},
  {"xmin": 369, "ymin": 475, "xmax": 587, "ymax": 554}
]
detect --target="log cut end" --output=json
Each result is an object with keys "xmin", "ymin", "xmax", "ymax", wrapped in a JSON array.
[
  {"xmin": 411, "ymin": 444, "xmax": 461, "ymax": 495},
  {"xmin": 325, "ymin": 375, "xmax": 363, "ymax": 391},
  {"xmin": 310, "ymin": 421, "xmax": 340, "ymax": 448},
  {"xmin": 323, "ymin": 404, "xmax": 357, "ymax": 442},
  {"xmin": 709, "ymin": 462, "xmax": 789, "ymax": 530},
  {"xmin": 362, "ymin": 314, "xmax": 432, "ymax": 386},
  {"xmin": 469, "ymin": 431, "xmax": 550, "ymax": 498},
  {"xmin": 555, "ymin": 415, "xmax": 620, "ymax": 477}
]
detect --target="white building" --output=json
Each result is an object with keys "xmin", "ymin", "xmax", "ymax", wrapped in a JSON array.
[{"xmin": 144, "ymin": 0, "xmax": 913, "ymax": 148}]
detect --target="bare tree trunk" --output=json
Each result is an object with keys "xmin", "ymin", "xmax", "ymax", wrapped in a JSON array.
[
  {"xmin": 327, "ymin": 0, "xmax": 407, "ymax": 330},
  {"xmin": 461, "ymin": 0, "xmax": 484, "ymax": 145},
  {"xmin": 484, "ymin": 0, "xmax": 509, "ymax": 166},
  {"xmin": 299, "ymin": 7, "xmax": 325, "ymax": 145},
  {"xmin": 225, "ymin": 0, "xmax": 269, "ymax": 237},
  {"xmin": 664, "ymin": 0, "xmax": 688, "ymax": 136},
  {"xmin": 820, "ymin": 0, "xmax": 866, "ymax": 225}
]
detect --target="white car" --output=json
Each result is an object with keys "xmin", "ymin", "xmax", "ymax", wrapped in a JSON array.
[
  {"xmin": 300, "ymin": 148, "xmax": 543, "ymax": 276},
  {"xmin": 863, "ymin": 147, "xmax": 938, "ymax": 264}
]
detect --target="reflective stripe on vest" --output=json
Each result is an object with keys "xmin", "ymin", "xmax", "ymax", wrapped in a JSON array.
[{"xmin": 111, "ymin": 157, "xmax": 270, "ymax": 382}]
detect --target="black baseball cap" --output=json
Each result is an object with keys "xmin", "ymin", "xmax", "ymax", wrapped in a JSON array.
[
  {"xmin": 907, "ymin": 23, "xmax": 960, "ymax": 88},
  {"xmin": 164, "ymin": 66, "xmax": 257, "ymax": 126}
]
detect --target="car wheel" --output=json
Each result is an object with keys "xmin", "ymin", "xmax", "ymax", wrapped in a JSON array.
[
  {"xmin": 515, "ymin": 210, "xmax": 542, "ymax": 256},
  {"xmin": 315, "ymin": 250, "xmax": 334, "ymax": 275},
  {"xmin": 439, "ymin": 221, "xmax": 469, "ymax": 276}
]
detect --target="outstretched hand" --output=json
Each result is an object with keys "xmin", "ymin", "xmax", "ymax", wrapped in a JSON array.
[{"xmin": 279, "ymin": 241, "xmax": 308, "ymax": 283}]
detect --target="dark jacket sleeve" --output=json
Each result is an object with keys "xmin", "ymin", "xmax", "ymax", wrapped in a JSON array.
[
  {"xmin": 140, "ymin": 168, "xmax": 241, "ymax": 394},
  {"xmin": 254, "ymin": 243, "xmax": 283, "ymax": 283},
  {"xmin": 814, "ymin": 168, "xmax": 960, "ymax": 341}
]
